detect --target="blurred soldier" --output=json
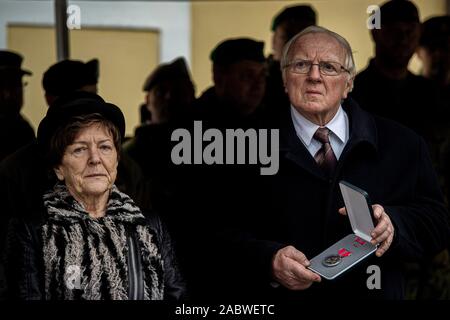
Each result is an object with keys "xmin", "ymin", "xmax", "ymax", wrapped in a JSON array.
[
  {"xmin": 352, "ymin": 0, "xmax": 438, "ymax": 143},
  {"xmin": 417, "ymin": 15, "xmax": 450, "ymax": 300},
  {"xmin": 0, "ymin": 50, "xmax": 35, "ymax": 162},
  {"xmin": 196, "ymin": 38, "xmax": 267, "ymax": 129},
  {"xmin": 124, "ymin": 57, "xmax": 196, "ymax": 210},
  {"xmin": 265, "ymin": 5, "xmax": 317, "ymax": 122}
]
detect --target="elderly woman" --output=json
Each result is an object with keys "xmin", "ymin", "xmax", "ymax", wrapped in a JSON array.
[{"xmin": 5, "ymin": 93, "xmax": 185, "ymax": 300}]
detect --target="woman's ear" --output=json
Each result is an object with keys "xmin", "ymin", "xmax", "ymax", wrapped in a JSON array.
[{"xmin": 53, "ymin": 167, "xmax": 64, "ymax": 181}]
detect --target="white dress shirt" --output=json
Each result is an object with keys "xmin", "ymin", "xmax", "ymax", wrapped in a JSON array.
[{"xmin": 290, "ymin": 105, "xmax": 349, "ymax": 160}]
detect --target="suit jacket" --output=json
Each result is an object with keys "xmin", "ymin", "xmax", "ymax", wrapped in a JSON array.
[{"xmin": 220, "ymin": 97, "xmax": 449, "ymax": 300}]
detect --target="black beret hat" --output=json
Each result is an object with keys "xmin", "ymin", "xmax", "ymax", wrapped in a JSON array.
[
  {"xmin": 42, "ymin": 59, "xmax": 99, "ymax": 96},
  {"xmin": 420, "ymin": 15, "xmax": 450, "ymax": 48},
  {"xmin": 37, "ymin": 91, "xmax": 125, "ymax": 150},
  {"xmin": 143, "ymin": 57, "xmax": 192, "ymax": 92},
  {"xmin": 271, "ymin": 5, "xmax": 317, "ymax": 31},
  {"xmin": 0, "ymin": 50, "xmax": 32, "ymax": 75},
  {"xmin": 210, "ymin": 38, "xmax": 265, "ymax": 66},
  {"xmin": 379, "ymin": 0, "xmax": 420, "ymax": 25}
]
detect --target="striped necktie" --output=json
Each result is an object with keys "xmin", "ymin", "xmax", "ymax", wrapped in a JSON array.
[{"xmin": 313, "ymin": 127, "xmax": 337, "ymax": 176}]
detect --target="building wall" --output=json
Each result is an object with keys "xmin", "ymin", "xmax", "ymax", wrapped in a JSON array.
[
  {"xmin": 191, "ymin": 0, "xmax": 447, "ymax": 95},
  {"xmin": 8, "ymin": 25, "xmax": 159, "ymax": 136},
  {"xmin": 0, "ymin": 0, "xmax": 190, "ymax": 136}
]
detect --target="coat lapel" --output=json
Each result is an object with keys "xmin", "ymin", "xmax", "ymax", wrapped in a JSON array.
[
  {"xmin": 339, "ymin": 98, "xmax": 379, "ymax": 165},
  {"xmin": 279, "ymin": 98, "xmax": 379, "ymax": 180},
  {"xmin": 279, "ymin": 108, "xmax": 326, "ymax": 180}
]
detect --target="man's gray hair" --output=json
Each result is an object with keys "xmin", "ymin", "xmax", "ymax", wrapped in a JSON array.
[{"xmin": 280, "ymin": 26, "xmax": 356, "ymax": 88}]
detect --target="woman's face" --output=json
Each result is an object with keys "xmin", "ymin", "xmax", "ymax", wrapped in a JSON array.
[{"xmin": 54, "ymin": 123, "xmax": 118, "ymax": 200}]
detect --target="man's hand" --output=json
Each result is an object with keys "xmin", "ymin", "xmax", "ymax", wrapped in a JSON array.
[
  {"xmin": 272, "ymin": 246, "xmax": 321, "ymax": 290},
  {"xmin": 339, "ymin": 204, "xmax": 395, "ymax": 257}
]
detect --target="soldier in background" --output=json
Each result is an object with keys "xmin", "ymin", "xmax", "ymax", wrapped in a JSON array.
[
  {"xmin": 0, "ymin": 50, "xmax": 35, "ymax": 162},
  {"xmin": 416, "ymin": 15, "xmax": 450, "ymax": 300},
  {"xmin": 265, "ymin": 5, "xmax": 317, "ymax": 123}
]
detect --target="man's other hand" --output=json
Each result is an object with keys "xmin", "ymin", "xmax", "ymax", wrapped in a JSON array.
[
  {"xmin": 272, "ymin": 246, "xmax": 321, "ymax": 290},
  {"xmin": 339, "ymin": 204, "xmax": 395, "ymax": 257}
]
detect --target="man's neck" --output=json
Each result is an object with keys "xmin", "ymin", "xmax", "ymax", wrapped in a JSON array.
[
  {"xmin": 372, "ymin": 57, "xmax": 409, "ymax": 80},
  {"xmin": 296, "ymin": 107, "xmax": 339, "ymax": 127}
]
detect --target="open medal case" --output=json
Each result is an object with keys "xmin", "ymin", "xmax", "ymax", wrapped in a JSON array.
[{"xmin": 307, "ymin": 181, "xmax": 378, "ymax": 280}]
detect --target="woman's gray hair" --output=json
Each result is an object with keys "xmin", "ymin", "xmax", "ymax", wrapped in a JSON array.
[{"xmin": 280, "ymin": 25, "xmax": 356, "ymax": 88}]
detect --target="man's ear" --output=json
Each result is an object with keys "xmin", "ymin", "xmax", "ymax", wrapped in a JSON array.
[
  {"xmin": 53, "ymin": 167, "xmax": 64, "ymax": 181},
  {"xmin": 213, "ymin": 65, "xmax": 227, "ymax": 96},
  {"xmin": 342, "ymin": 76, "xmax": 354, "ymax": 99},
  {"xmin": 282, "ymin": 71, "xmax": 288, "ymax": 93},
  {"xmin": 213, "ymin": 65, "xmax": 224, "ymax": 85}
]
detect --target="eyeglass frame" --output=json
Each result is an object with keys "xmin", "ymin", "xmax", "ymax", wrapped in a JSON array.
[{"xmin": 282, "ymin": 59, "xmax": 351, "ymax": 76}]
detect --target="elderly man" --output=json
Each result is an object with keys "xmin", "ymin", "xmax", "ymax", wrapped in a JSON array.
[{"xmin": 221, "ymin": 26, "xmax": 449, "ymax": 300}]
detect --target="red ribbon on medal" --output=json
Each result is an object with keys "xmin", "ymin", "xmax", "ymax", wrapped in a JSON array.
[{"xmin": 338, "ymin": 248, "xmax": 352, "ymax": 257}]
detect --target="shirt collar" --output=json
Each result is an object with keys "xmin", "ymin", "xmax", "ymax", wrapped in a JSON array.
[
  {"xmin": 326, "ymin": 106, "xmax": 347, "ymax": 144},
  {"xmin": 290, "ymin": 104, "xmax": 347, "ymax": 145}
]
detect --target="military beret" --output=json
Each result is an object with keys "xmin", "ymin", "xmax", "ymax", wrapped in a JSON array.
[
  {"xmin": 271, "ymin": 5, "xmax": 316, "ymax": 31},
  {"xmin": 210, "ymin": 38, "xmax": 265, "ymax": 66},
  {"xmin": 379, "ymin": 0, "xmax": 420, "ymax": 25},
  {"xmin": 143, "ymin": 57, "xmax": 192, "ymax": 92},
  {"xmin": 42, "ymin": 59, "xmax": 99, "ymax": 96},
  {"xmin": 0, "ymin": 50, "xmax": 32, "ymax": 75}
]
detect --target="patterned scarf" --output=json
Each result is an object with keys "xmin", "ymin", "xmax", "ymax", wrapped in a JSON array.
[{"xmin": 41, "ymin": 183, "xmax": 164, "ymax": 300}]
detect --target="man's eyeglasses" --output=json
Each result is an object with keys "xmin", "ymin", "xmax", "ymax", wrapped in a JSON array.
[{"xmin": 283, "ymin": 59, "xmax": 350, "ymax": 76}]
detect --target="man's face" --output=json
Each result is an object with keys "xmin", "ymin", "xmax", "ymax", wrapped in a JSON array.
[
  {"xmin": 272, "ymin": 26, "xmax": 288, "ymax": 61},
  {"xmin": 216, "ymin": 60, "xmax": 266, "ymax": 115},
  {"xmin": 0, "ymin": 72, "xmax": 24, "ymax": 115},
  {"xmin": 374, "ymin": 22, "xmax": 421, "ymax": 68},
  {"xmin": 145, "ymin": 78, "xmax": 195, "ymax": 123},
  {"xmin": 418, "ymin": 42, "xmax": 450, "ymax": 84},
  {"xmin": 283, "ymin": 33, "xmax": 352, "ymax": 120}
]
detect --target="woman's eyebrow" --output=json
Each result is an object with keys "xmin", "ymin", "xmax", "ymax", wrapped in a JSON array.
[
  {"xmin": 70, "ymin": 140, "xmax": 88, "ymax": 145},
  {"xmin": 71, "ymin": 138, "xmax": 112, "ymax": 145},
  {"xmin": 97, "ymin": 139, "xmax": 113, "ymax": 144}
]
